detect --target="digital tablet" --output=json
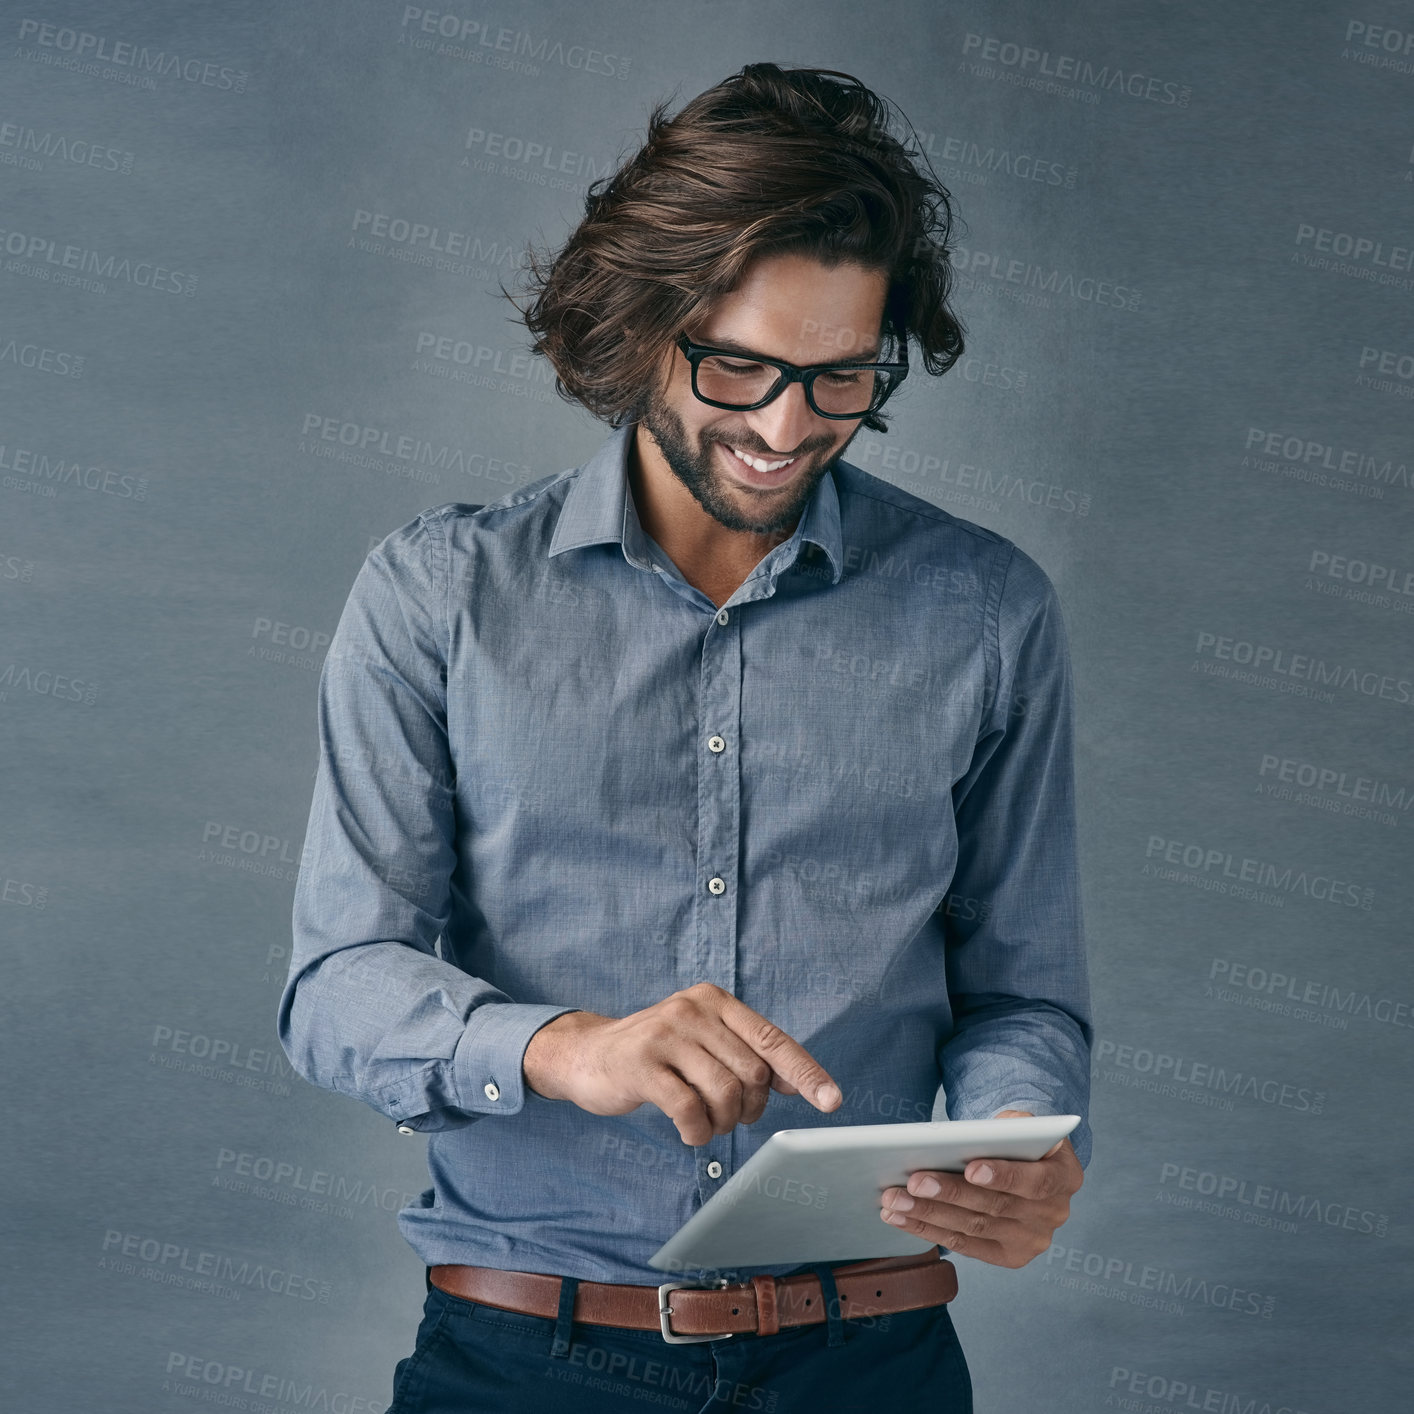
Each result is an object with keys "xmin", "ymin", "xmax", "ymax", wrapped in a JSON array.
[{"xmin": 647, "ymin": 1114, "xmax": 1080, "ymax": 1272}]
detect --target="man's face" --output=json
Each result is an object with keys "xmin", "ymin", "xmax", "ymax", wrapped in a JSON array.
[{"xmin": 634, "ymin": 252, "xmax": 891, "ymax": 539}]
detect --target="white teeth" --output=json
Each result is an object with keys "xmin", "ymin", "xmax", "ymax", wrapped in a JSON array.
[{"xmin": 728, "ymin": 444, "xmax": 796, "ymax": 474}]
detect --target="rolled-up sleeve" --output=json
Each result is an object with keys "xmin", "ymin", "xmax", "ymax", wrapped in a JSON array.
[
  {"xmin": 278, "ymin": 510, "xmax": 579, "ymax": 1132},
  {"xmin": 935, "ymin": 544, "xmax": 1094, "ymax": 1169}
]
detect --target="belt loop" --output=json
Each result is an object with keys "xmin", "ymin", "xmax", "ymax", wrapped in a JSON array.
[
  {"xmin": 810, "ymin": 1264, "xmax": 846, "ymax": 1348},
  {"xmin": 424, "ymin": 1267, "xmax": 432, "ymax": 1296},
  {"xmin": 549, "ymin": 1275, "xmax": 579, "ymax": 1359},
  {"xmin": 749, "ymin": 1273, "xmax": 779, "ymax": 1337}
]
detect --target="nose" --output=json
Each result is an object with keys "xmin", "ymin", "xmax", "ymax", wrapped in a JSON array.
[{"xmin": 740, "ymin": 379, "xmax": 826, "ymax": 457}]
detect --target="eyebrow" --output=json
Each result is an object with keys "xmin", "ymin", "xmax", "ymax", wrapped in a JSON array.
[{"xmin": 701, "ymin": 334, "xmax": 883, "ymax": 366}]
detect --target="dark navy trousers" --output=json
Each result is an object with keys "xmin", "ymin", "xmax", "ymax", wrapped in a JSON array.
[{"xmin": 386, "ymin": 1265, "xmax": 973, "ymax": 1413}]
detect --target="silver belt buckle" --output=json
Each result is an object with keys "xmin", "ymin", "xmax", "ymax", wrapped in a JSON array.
[{"xmin": 657, "ymin": 1276, "xmax": 735, "ymax": 1344}]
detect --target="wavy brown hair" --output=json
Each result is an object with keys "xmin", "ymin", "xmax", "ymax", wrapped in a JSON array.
[{"xmin": 498, "ymin": 62, "xmax": 967, "ymax": 435}]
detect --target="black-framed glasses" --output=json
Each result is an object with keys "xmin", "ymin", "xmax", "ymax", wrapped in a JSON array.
[{"xmin": 674, "ymin": 329, "xmax": 908, "ymax": 420}]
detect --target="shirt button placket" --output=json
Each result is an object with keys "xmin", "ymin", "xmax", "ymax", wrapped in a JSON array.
[{"xmin": 697, "ymin": 602, "xmax": 742, "ymax": 1204}]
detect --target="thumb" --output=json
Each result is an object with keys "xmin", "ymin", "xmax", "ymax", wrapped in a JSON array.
[{"xmin": 994, "ymin": 1108, "xmax": 1063, "ymax": 1157}]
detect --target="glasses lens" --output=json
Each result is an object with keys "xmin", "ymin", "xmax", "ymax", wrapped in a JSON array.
[
  {"xmin": 695, "ymin": 355, "xmax": 781, "ymax": 409},
  {"xmin": 694, "ymin": 355, "xmax": 890, "ymax": 417},
  {"xmin": 810, "ymin": 367, "xmax": 888, "ymax": 417}
]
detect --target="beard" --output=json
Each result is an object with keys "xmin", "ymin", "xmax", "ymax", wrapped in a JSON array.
[{"xmin": 632, "ymin": 383, "xmax": 852, "ymax": 538}]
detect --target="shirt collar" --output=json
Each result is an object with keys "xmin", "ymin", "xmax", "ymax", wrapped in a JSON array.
[{"xmin": 548, "ymin": 419, "xmax": 844, "ymax": 585}]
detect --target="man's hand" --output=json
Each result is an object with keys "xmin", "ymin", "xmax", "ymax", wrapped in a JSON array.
[
  {"xmin": 878, "ymin": 1109, "xmax": 1082, "ymax": 1268},
  {"xmin": 522, "ymin": 982, "xmax": 842, "ymax": 1146}
]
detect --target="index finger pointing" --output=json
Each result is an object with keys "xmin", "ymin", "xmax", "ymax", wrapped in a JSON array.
[{"xmin": 719, "ymin": 994, "xmax": 841, "ymax": 1111}]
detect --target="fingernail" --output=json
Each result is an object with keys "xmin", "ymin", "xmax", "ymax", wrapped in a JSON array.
[
  {"xmin": 972, "ymin": 1165, "xmax": 994, "ymax": 1186},
  {"xmin": 914, "ymin": 1177, "xmax": 939, "ymax": 1198},
  {"xmin": 882, "ymin": 1210, "xmax": 906, "ymax": 1225},
  {"xmin": 887, "ymin": 1193, "xmax": 914, "ymax": 1211},
  {"xmin": 816, "ymin": 1084, "xmax": 840, "ymax": 1107}
]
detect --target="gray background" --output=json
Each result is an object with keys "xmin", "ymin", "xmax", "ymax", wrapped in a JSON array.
[{"xmin": 2, "ymin": 2, "xmax": 1410, "ymax": 1410}]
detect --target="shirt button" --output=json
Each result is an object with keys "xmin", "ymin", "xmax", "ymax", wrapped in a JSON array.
[
  {"xmin": 708, "ymin": 877, "xmax": 725, "ymax": 895},
  {"xmin": 716, "ymin": 609, "xmax": 729, "ymax": 625},
  {"xmin": 708, "ymin": 735, "xmax": 725, "ymax": 753},
  {"xmin": 706, "ymin": 1161, "xmax": 723, "ymax": 1178},
  {"xmin": 484, "ymin": 1082, "xmax": 500, "ymax": 1102},
  {"xmin": 396, "ymin": 1124, "xmax": 416, "ymax": 1136}
]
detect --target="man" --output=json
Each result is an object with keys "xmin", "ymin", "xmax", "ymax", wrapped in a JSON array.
[{"xmin": 280, "ymin": 63, "xmax": 1092, "ymax": 1413}]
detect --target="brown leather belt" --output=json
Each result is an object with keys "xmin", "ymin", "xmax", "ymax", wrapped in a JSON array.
[{"xmin": 430, "ymin": 1246, "xmax": 957, "ymax": 1344}]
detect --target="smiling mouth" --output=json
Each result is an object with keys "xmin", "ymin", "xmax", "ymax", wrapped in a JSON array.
[
  {"xmin": 716, "ymin": 442, "xmax": 814, "ymax": 489},
  {"xmin": 723, "ymin": 443, "xmax": 800, "ymax": 473}
]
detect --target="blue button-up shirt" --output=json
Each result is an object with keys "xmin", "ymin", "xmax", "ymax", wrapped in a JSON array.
[{"xmin": 279, "ymin": 419, "xmax": 1093, "ymax": 1285}]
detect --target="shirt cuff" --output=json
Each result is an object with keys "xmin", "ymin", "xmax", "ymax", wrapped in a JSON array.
[{"xmin": 453, "ymin": 1002, "xmax": 584, "ymax": 1116}]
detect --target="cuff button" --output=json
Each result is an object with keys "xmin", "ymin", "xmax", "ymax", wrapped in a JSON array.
[{"xmin": 484, "ymin": 1082, "xmax": 501, "ymax": 1101}]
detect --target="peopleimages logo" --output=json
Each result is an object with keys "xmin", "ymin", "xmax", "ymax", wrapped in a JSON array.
[
  {"xmin": 460, "ymin": 125, "xmax": 613, "ymax": 186},
  {"xmin": 949, "ymin": 243, "xmax": 1140, "ymax": 311},
  {"xmin": 1106, "ymin": 1366, "xmax": 1308, "ymax": 1414},
  {"xmin": 1340, "ymin": 19, "xmax": 1414, "ymax": 75},
  {"xmin": 929, "ymin": 131, "xmax": 1076, "ymax": 189},
  {"xmin": 1208, "ymin": 958, "xmax": 1412, "ymax": 1034},
  {"xmin": 716, "ymin": 1168, "xmax": 829, "ymax": 1212},
  {"xmin": 1242, "ymin": 426, "xmax": 1411, "ymax": 492},
  {"xmin": 0, "ymin": 118, "xmax": 135, "ymax": 174},
  {"xmin": 1157, "ymin": 1159, "xmax": 1389, "ymax": 1237},
  {"xmin": 163, "ymin": 1352, "xmax": 380, "ymax": 1413},
  {"xmin": 1357, "ymin": 344, "xmax": 1414, "ymax": 394},
  {"xmin": 0, "ymin": 224, "xmax": 197, "ymax": 295},
  {"xmin": 960, "ymin": 32, "xmax": 1192, "ymax": 106},
  {"xmin": 1044, "ymin": 1244, "xmax": 1274, "ymax": 1318},
  {"xmin": 1307, "ymin": 548, "xmax": 1414, "ymax": 600},
  {"xmin": 102, "ymin": 1230, "xmax": 331, "ymax": 1303},
  {"xmin": 297, "ymin": 412, "xmax": 520, "ymax": 488},
  {"xmin": 347, "ymin": 207, "xmax": 524, "ymax": 273},
  {"xmin": 1193, "ymin": 630, "xmax": 1413, "ymax": 709},
  {"xmin": 397, "ymin": 8, "xmax": 632, "ymax": 80},
  {"xmin": 1290, "ymin": 222, "xmax": 1414, "ymax": 292},
  {"xmin": 213, "ymin": 1149, "xmax": 420, "ymax": 1216},
  {"xmin": 1294, "ymin": 222, "xmax": 1412, "ymax": 276},
  {"xmin": 1257, "ymin": 752, "xmax": 1413, "ymax": 824},
  {"xmin": 14, "ymin": 18, "xmax": 249, "ymax": 91},
  {"xmin": 859, "ymin": 438, "xmax": 1091, "ymax": 516},
  {"xmin": 0, "ymin": 437, "xmax": 144, "ymax": 499},
  {"xmin": 1144, "ymin": 833, "xmax": 1375, "ymax": 910},
  {"xmin": 1093, "ymin": 1038, "xmax": 1325, "ymax": 1114},
  {"xmin": 0, "ymin": 333, "xmax": 85, "ymax": 379}
]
